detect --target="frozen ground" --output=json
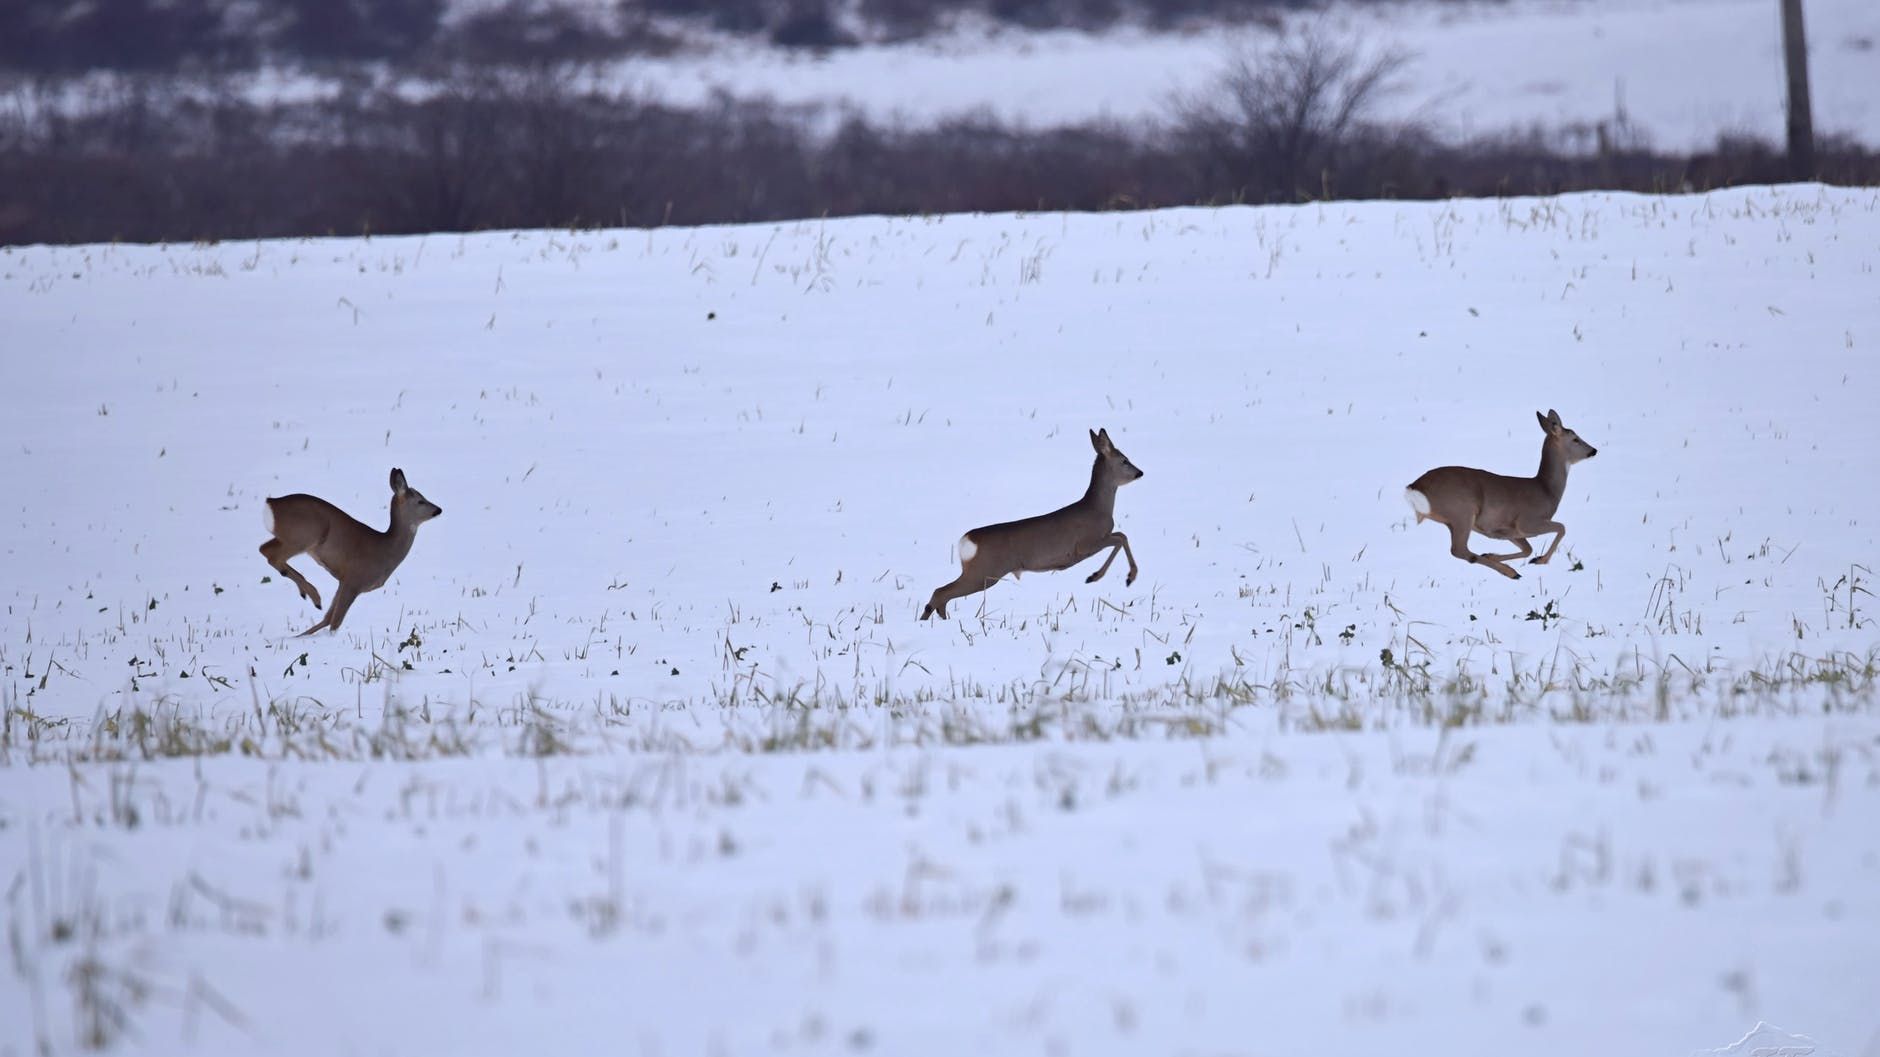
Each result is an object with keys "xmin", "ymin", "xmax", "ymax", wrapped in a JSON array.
[{"xmin": 2, "ymin": 184, "xmax": 1878, "ymax": 1054}]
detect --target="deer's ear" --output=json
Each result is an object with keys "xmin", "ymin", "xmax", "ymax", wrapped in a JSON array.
[
  {"xmin": 1090, "ymin": 429, "xmax": 1103, "ymax": 451},
  {"xmin": 1536, "ymin": 411, "xmax": 1554, "ymax": 434},
  {"xmin": 1546, "ymin": 408, "xmax": 1562, "ymax": 428},
  {"xmin": 390, "ymin": 468, "xmax": 408, "ymax": 493}
]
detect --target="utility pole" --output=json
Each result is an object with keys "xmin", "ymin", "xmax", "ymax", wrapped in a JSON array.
[{"xmin": 1780, "ymin": 0, "xmax": 1815, "ymax": 180}]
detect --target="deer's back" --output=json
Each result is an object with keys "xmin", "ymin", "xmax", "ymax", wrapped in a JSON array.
[
  {"xmin": 966, "ymin": 501, "xmax": 1112, "ymax": 570},
  {"xmin": 1409, "ymin": 466, "xmax": 1553, "ymax": 521},
  {"xmin": 972, "ymin": 497, "xmax": 1110, "ymax": 538},
  {"xmin": 267, "ymin": 494, "xmax": 377, "ymax": 559}
]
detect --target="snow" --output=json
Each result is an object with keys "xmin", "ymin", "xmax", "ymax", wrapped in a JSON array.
[
  {"xmin": 2, "ymin": 184, "xmax": 1879, "ymax": 1054},
  {"xmin": 618, "ymin": 0, "xmax": 1880, "ymax": 149}
]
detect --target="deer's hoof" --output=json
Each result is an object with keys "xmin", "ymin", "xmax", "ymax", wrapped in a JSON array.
[
  {"xmin": 1084, "ymin": 572, "xmax": 1101, "ymax": 584},
  {"xmin": 1125, "ymin": 571, "xmax": 1137, "ymax": 586},
  {"xmin": 1529, "ymin": 556, "xmax": 1550, "ymax": 565}
]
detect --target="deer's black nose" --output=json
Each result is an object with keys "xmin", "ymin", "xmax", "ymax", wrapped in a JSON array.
[
  {"xmin": 1586, "ymin": 448, "xmax": 1598, "ymax": 458},
  {"xmin": 435, "ymin": 506, "xmax": 445, "ymax": 517}
]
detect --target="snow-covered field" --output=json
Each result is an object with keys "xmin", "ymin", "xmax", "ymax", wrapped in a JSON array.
[
  {"xmin": 3, "ymin": 185, "xmax": 1878, "ymax": 1055},
  {"xmin": 619, "ymin": 0, "xmax": 1880, "ymax": 150}
]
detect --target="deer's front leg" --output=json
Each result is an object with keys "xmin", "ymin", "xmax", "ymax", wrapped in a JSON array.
[
  {"xmin": 1116, "ymin": 533, "xmax": 1138, "ymax": 585},
  {"xmin": 1528, "ymin": 521, "xmax": 1567, "ymax": 564},
  {"xmin": 298, "ymin": 584, "xmax": 360, "ymax": 636},
  {"xmin": 1085, "ymin": 532, "xmax": 1138, "ymax": 586}
]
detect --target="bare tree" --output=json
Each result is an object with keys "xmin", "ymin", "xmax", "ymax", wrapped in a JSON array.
[
  {"xmin": 1174, "ymin": 28, "xmax": 1413, "ymax": 201},
  {"xmin": 505, "ymin": 66, "xmax": 610, "ymax": 226}
]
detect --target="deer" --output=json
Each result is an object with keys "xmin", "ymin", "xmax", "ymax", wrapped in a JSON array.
[
  {"xmin": 1404, "ymin": 409, "xmax": 1598, "ymax": 580},
  {"xmin": 259, "ymin": 468, "xmax": 443, "ymax": 636},
  {"xmin": 921, "ymin": 428, "xmax": 1144, "ymax": 621}
]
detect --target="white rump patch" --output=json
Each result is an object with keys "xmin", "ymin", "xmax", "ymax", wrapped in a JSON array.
[
  {"xmin": 262, "ymin": 500, "xmax": 275, "ymax": 536},
  {"xmin": 1404, "ymin": 487, "xmax": 1431, "ymax": 521},
  {"xmin": 958, "ymin": 535, "xmax": 977, "ymax": 562}
]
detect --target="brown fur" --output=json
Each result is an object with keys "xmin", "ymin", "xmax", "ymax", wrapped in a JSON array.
[
  {"xmin": 923, "ymin": 429, "xmax": 1144, "ymax": 620},
  {"xmin": 260, "ymin": 468, "xmax": 443, "ymax": 635},
  {"xmin": 1406, "ymin": 410, "xmax": 1597, "ymax": 580}
]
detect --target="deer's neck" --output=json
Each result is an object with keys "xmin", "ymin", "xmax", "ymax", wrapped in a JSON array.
[
  {"xmin": 382, "ymin": 515, "xmax": 420, "ymax": 564},
  {"xmin": 1081, "ymin": 461, "xmax": 1119, "ymax": 519},
  {"xmin": 1536, "ymin": 440, "xmax": 1570, "ymax": 501}
]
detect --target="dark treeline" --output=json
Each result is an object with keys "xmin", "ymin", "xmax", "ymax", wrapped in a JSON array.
[
  {"xmin": 3, "ymin": 65, "xmax": 1876, "ymax": 247},
  {"xmin": 1, "ymin": 0, "xmax": 1472, "ymax": 72},
  {"xmin": 6, "ymin": 2, "xmax": 1875, "ymax": 246}
]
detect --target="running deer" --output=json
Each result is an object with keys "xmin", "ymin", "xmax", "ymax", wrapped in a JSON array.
[
  {"xmin": 1404, "ymin": 409, "xmax": 1597, "ymax": 580},
  {"xmin": 259, "ymin": 468, "xmax": 443, "ymax": 635},
  {"xmin": 921, "ymin": 428, "xmax": 1144, "ymax": 620}
]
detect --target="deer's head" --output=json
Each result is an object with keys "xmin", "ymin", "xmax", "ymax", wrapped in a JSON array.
[
  {"xmin": 1537, "ymin": 409, "xmax": 1598, "ymax": 463},
  {"xmin": 390, "ymin": 468, "xmax": 444, "ymax": 525},
  {"xmin": 1091, "ymin": 428, "xmax": 1145, "ymax": 485}
]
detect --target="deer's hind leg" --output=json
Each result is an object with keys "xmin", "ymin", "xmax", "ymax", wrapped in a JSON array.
[
  {"xmin": 260, "ymin": 538, "xmax": 323, "ymax": 610},
  {"xmin": 1480, "ymin": 536, "xmax": 1534, "ymax": 565},
  {"xmin": 1446, "ymin": 519, "xmax": 1521, "ymax": 580},
  {"xmin": 923, "ymin": 552, "xmax": 1009, "ymax": 621},
  {"xmin": 922, "ymin": 575, "xmax": 971, "ymax": 621}
]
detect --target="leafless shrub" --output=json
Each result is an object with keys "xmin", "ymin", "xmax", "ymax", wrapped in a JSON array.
[{"xmin": 1174, "ymin": 28, "xmax": 1417, "ymax": 201}]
